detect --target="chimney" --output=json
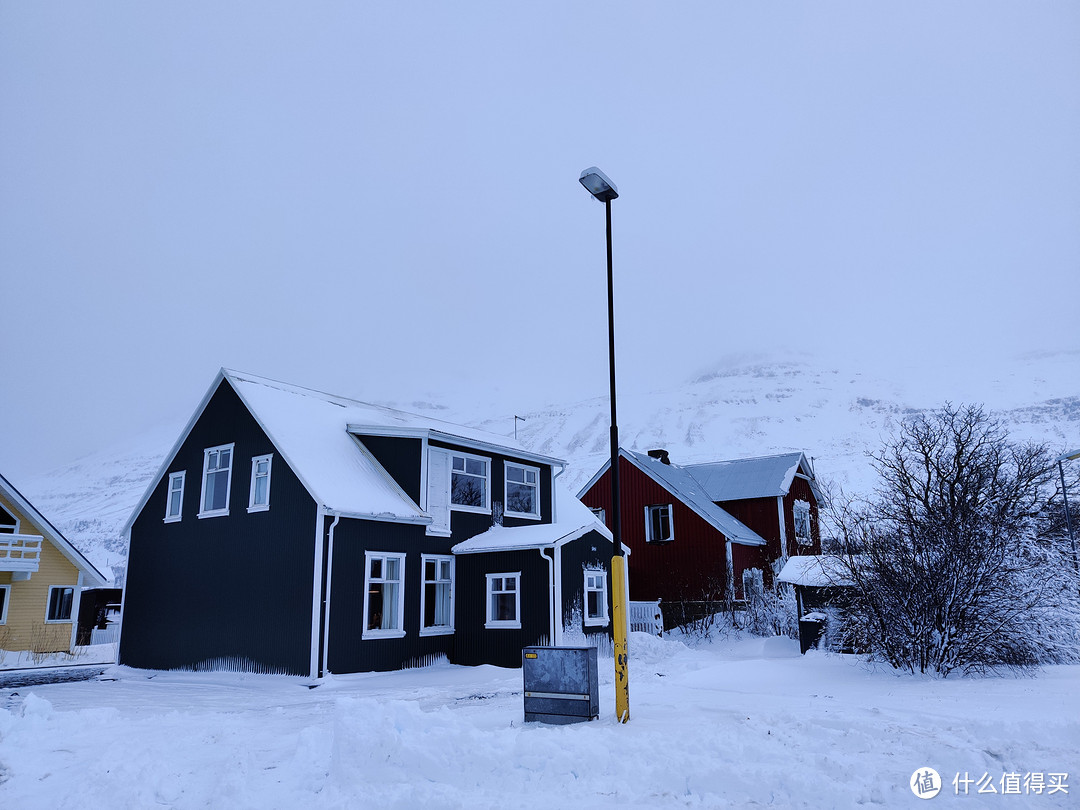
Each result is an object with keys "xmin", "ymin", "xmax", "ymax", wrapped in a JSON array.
[{"xmin": 647, "ymin": 448, "xmax": 670, "ymax": 465}]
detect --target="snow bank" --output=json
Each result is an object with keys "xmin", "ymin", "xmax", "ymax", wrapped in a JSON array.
[{"xmin": 0, "ymin": 635, "xmax": 1075, "ymax": 807}]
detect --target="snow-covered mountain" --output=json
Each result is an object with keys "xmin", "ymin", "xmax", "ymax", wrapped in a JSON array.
[{"xmin": 17, "ymin": 352, "xmax": 1080, "ymax": 585}]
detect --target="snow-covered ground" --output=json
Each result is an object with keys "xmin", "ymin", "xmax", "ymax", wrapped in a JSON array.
[{"xmin": 1, "ymin": 633, "xmax": 1075, "ymax": 808}]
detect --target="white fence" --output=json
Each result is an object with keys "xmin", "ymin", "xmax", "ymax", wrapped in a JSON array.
[{"xmin": 628, "ymin": 600, "xmax": 663, "ymax": 636}]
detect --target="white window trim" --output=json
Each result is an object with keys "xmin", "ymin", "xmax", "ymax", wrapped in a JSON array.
[
  {"xmin": 198, "ymin": 443, "xmax": 235, "ymax": 519},
  {"xmin": 645, "ymin": 503, "xmax": 674, "ymax": 543},
  {"xmin": 419, "ymin": 554, "xmax": 455, "ymax": 637},
  {"xmin": 589, "ymin": 507, "xmax": 605, "ymax": 524},
  {"xmin": 45, "ymin": 585, "xmax": 74, "ymax": 624},
  {"xmin": 584, "ymin": 568, "xmax": 609, "ymax": 627},
  {"xmin": 793, "ymin": 499, "xmax": 812, "ymax": 545},
  {"xmin": 164, "ymin": 471, "xmax": 185, "ymax": 523},
  {"xmin": 503, "ymin": 461, "xmax": 541, "ymax": 520},
  {"xmin": 449, "ymin": 449, "xmax": 491, "ymax": 515},
  {"xmin": 0, "ymin": 584, "xmax": 10, "ymax": 624},
  {"xmin": 362, "ymin": 551, "xmax": 407, "ymax": 639},
  {"xmin": 485, "ymin": 571, "xmax": 521, "ymax": 629},
  {"xmin": 247, "ymin": 454, "xmax": 273, "ymax": 513}
]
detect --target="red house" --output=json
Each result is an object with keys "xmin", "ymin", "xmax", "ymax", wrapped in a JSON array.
[{"xmin": 577, "ymin": 449, "xmax": 822, "ymax": 614}]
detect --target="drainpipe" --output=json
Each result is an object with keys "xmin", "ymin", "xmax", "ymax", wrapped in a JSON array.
[
  {"xmin": 321, "ymin": 513, "xmax": 340, "ymax": 677},
  {"xmin": 538, "ymin": 547, "xmax": 556, "ymax": 647}
]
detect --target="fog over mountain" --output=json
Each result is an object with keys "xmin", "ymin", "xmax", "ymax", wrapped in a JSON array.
[{"xmin": 16, "ymin": 352, "xmax": 1080, "ymax": 585}]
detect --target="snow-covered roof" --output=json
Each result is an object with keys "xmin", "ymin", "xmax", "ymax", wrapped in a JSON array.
[
  {"xmin": 0, "ymin": 471, "xmax": 107, "ymax": 586},
  {"xmin": 776, "ymin": 555, "xmax": 854, "ymax": 588},
  {"xmin": 125, "ymin": 369, "xmax": 567, "ymax": 531},
  {"xmin": 453, "ymin": 483, "xmax": 620, "ymax": 555},
  {"xmin": 685, "ymin": 452, "xmax": 812, "ymax": 501},
  {"xmin": 618, "ymin": 451, "xmax": 766, "ymax": 547}
]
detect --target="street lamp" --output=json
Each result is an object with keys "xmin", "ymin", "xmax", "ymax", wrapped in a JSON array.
[
  {"xmin": 578, "ymin": 166, "xmax": 629, "ymax": 723},
  {"xmin": 1058, "ymin": 449, "xmax": 1080, "ymax": 570}
]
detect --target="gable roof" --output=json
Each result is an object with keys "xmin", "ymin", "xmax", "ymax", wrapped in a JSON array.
[
  {"xmin": 576, "ymin": 450, "xmax": 765, "ymax": 547},
  {"xmin": 125, "ymin": 369, "xmax": 566, "ymax": 532},
  {"xmin": 684, "ymin": 452, "xmax": 819, "ymax": 502},
  {"xmin": 0, "ymin": 471, "xmax": 107, "ymax": 586}
]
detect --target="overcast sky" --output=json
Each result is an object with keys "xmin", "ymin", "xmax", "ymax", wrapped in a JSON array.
[{"xmin": 2, "ymin": 2, "xmax": 1078, "ymax": 479}]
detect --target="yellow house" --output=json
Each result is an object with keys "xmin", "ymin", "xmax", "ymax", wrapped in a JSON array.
[{"xmin": 1, "ymin": 471, "xmax": 106, "ymax": 655}]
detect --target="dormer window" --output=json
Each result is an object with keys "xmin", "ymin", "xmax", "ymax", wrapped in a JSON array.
[
  {"xmin": 504, "ymin": 462, "xmax": 540, "ymax": 519},
  {"xmin": 450, "ymin": 452, "xmax": 489, "ymax": 512}
]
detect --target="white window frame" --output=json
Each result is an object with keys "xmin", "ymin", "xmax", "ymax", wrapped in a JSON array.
[
  {"xmin": 793, "ymin": 500, "xmax": 812, "ymax": 545},
  {"xmin": 485, "ymin": 571, "xmax": 521, "ymax": 629},
  {"xmin": 589, "ymin": 506, "xmax": 606, "ymax": 524},
  {"xmin": 420, "ymin": 554, "xmax": 455, "ymax": 636},
  {"xmin": 645, "ymin": 503, "xmax": 674, "ymax": 543},
  {"xmin": 362, "ymin": 551, "xmax": 407, "ymax": 639},
  {"xmin": 584, "ymin": 569, "xmax": 609, "ymax": 627},
  {"xmin": 0, "ymin": 584, "xmax": 10, "ymax": 624},
  {"xmin": 449, "ymin": 450, "xmax": 491, "ymax": 514},
  {"xmin": 247, "ymin": 454, "xmax": 273, "ymax": 513},
  {"xmin": 503, "ymin": 461, "xmax": 541, "ymax": 520},
  {"xmin": 45, "ymin": 585, "xmax": 74, "ymax": 623},
  {"xmin": 198, "ymin": 443, "xmax": 235, "ymax": 518},
  {"xmin": 164, "ymin": 471, "xmax": 185, "ymax": 523}
]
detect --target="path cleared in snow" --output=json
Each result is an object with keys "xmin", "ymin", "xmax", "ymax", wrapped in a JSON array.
[{"xmin": 0, "ymin": 634, "xmax": 1075, "ymax": 808}]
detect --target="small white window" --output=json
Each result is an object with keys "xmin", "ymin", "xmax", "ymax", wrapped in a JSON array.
[
  {"xmin": 199, "ymin": 443, "xmax": 234, "ymax": 518},
  {"xmin": 363, "ymin": 552, "xmax": 406, "ymax": 638},
  {"xmin": 504, "ymin": 462, "xmax": 540, "ymax": 519},
  {"xmin": 485, "ymin": 572, "xmax": 521, "ymax": 629},
  {"xmin": 589, "ymin": 507, "xmax": 606, "ymax": 524},
  {"xmin": 0, "ymin": 584, "xmax": 10, "ymax": 624},
  {"xmin": 645, "ymin": 504, "xmax": 674, "ymax": 543},
  {"xmin": 164, "ymin": 471, "xmax": 185, "ymax": 522},
  {"xmin": 450, "ymin": 451, "xmax": 490, "ymax": 512},
  {"xmin": 584, "ymin": 569, "xmax": 609, "ymax": 626},
  {"xmin": 793, "ymin": 500, "xmax": 812, "ymax": 545},
  {"xmin": 421, "ymin": 555, "xmax": 454, "ymax": 635},
  {"xmin": 248, "ymin": 454, "xmax": 273, "ymax": 512},
  {"xmin": 46, "ymin": 586, "xmax": 74, "ymax": 623}
]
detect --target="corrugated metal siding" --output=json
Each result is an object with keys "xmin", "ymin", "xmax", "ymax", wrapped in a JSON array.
[
  {"xmin": 356, "ymin": 435, "xmax": 423, "ymax": 504},
  {"xmin": 120, "ymin": 380, "xmax": 317, "ymax": 676},
  {"xmin": 454, "ymin": 549, "xmax": 550, "ymax": 668},
  {"xmin": 558, "ymin": 530, "xmax": 615, "ymax": 637},
  {"xmin": 579, "ymin": 457, "xmax": 732, "ymax": 604}
]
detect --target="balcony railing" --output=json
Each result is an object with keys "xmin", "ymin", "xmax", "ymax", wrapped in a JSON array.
[{"xmin": 0, "ymin": 533, "xmax": 43, "ymax": 573}]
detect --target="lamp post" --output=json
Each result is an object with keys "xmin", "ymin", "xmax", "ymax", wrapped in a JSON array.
[
  {"xmin": 1058, "ymin": 449, "xmax": 1080, "ymax": 571},
  {"xmin": 578, "ymin": 166, "xmax": 629, "ymax": 723}
]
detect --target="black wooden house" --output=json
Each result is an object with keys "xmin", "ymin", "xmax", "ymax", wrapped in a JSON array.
[{"xmin": 119, "ymin": 370, "xmax": 619, "ymax": 677}]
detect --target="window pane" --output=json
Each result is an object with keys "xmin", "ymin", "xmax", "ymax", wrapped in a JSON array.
[
  {"xmin": 367, "ymin": 583, "xmax": 384, "ymax": 630},
  {"xmin": 439, "ymin": 560, "xmax": 452, "ymax": 580},
  {"xmin": 219, "ymin": 449, "xmax": 231, "ymax": 468},
  {"xmin": 370, "ymin": 557, "xmax": 382, "ymax": 580},
  {"xmin": 505, "ymin": 576, "xmax": 516, "ymax": 592},
  {"xmin": 385, "ymin": 557, "xmax": 399, "ymax": 580},
  {"xmin": 253, "ymin": 476, "xmax": 268, "ymax": 505},
  {"xmin": 494, "ymin": 593, "xmax": 515, "ymax": 621},
  {"xmin": 465, "ymin": 458, "xmax": 484, "ymax": 476},
  {"xmin": 452, "ymin": 474, "xmax": 484, "ymax": 506},
  {"xmin": 425, "ymin": 559, "xmax": 436, "ymax": 579},
  {"xmin": 382, "ymin": 581, "xmax": 399, "ymax": 629},
  {"xmin": 507, "ymin": 482, "xmax": 535, "ymax": 515},
  {"xmin": 452, "ymin": 457, "xmax": 464, "ymax": 471},
  {"xmin": 508, "ymin": 466, "xmax": 523, "ymax": 483},
  {"xmin": 588, "ymin": 590, "xmax": 600, "ymax": 618}
]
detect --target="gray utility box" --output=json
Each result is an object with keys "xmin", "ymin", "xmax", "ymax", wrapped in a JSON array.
[{"xmin": 522, "ymin": 646, "xmax": 599, "ymax": 724}]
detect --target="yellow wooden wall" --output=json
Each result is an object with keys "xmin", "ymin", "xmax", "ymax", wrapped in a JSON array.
[{"xmin": 0, "ymin": 491, "xmax": 80, "ymax": 653}]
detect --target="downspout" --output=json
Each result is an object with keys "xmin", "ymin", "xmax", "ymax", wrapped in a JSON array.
[
  {"xmin": 321, "ymin": 513, "xmax": 340, "ymax": 677},
  {"xmin": 68, "ymin": 571, "xmax": 85, "ymax": 652},
  {"xmin": 309, "ymin": 506, "xmax": 326, "ymax": 680},
  {"xmin": 538, "ymin": 547, "xmax": 556, "ymax": 647}
]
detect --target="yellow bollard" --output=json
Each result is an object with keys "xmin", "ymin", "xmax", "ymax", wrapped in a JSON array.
[{"xmin": 611, "ymin": 554, "xmax": 630, "ymax": 723}]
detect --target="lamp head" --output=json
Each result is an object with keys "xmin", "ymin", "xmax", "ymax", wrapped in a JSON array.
[{"xmin": 579, "ymin": 167, "xmax": 619, "ymax": 202}]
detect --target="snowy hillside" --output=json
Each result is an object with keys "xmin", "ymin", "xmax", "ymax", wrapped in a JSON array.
[{"xmin": 17, "ymin": 352, "xmax": 1080, "ymax": 585}]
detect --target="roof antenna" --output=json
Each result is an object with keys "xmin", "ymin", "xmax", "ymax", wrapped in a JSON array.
[{"xmin": 514, "ymin": 415, "xmax": 526, "ymax": 440}]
